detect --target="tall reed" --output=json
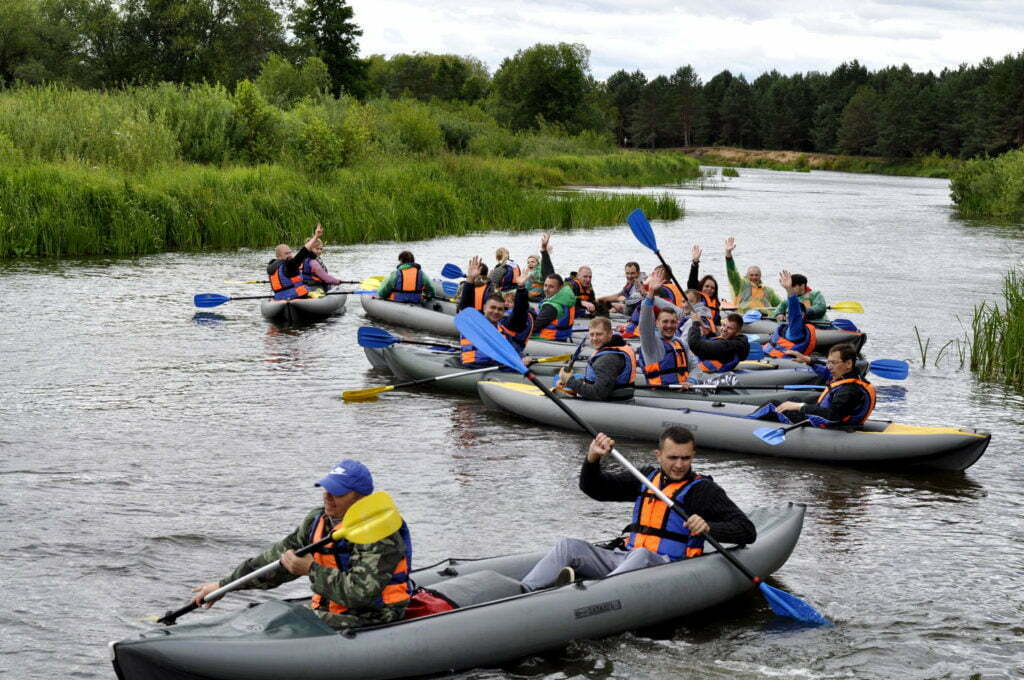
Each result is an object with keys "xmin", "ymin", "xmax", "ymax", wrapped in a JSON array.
[
  {"xmin": 950, "ymin": 149, "xmax": 1024, "ymax": 221},
  {"xmin": 969, "ymin": 269, "xmax": 1024, "ymax": 389}
]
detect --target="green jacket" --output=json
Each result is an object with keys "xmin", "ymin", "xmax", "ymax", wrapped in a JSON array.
[
  {"xmin": 539, "ymin": 284, "xmax": 577, "ymax": 319},
  {"xmin": 376, "ymin": 264, "xmax": 438, "ymax": 299},
  {"xmin": 771, "ymin": 288, "xmax": 828, "ymax": 321},
  {"xmin": 218, "ymin": 507, "xmax": 410, "ymax": 630},
  {"xmin": 725, "ymin": 257, "xmax": 782, "ymax": 313}
]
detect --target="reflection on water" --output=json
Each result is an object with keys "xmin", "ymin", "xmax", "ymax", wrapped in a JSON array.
[{"xmin": 2, "ymin": 168, "xmax": 1023, "ymax": 679}]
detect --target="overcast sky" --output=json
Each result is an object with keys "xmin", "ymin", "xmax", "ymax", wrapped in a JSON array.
[{"xmin": 348, "ymin": 1, "xmax": 1023, "ymax": 81}]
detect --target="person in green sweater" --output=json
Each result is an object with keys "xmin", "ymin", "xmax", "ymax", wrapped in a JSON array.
[
  {"xmin": 724, "ymin": 237, "xmax": 782, "ymax": 313},
  {"xmin": 376, "ymin": 251, "xmax": 439, "ymax": 302},
  {"xmin": 770, "ymin": 272, "xmax": 828, "ymax": 322}
]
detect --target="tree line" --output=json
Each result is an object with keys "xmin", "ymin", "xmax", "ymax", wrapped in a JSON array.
[{"xmin": 2, "ymin": 0, "xmax": 1021, "ymax": 159}]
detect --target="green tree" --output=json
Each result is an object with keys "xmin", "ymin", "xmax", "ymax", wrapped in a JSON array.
[
  {"xmin": 668, "ymin": 65, "xmax": 701, "ymax": 147},
  {"xmin": 628, "ymin": 75, "xmax": 673, "ymax": 148},
  {"xmin": 837, "ymin": 85, "xmax": 880, "ymax": 154},
  {"xmin": 287, "ymin": 0, "xmax": 367, "ymax": 97},
  {"xmin": 698, "ymin": 70, "xmax": 734, "ymax": 145},
  {"xmin": 605, "ymin": 69, "xmax": 647, "ymax": 146},
  {"xmin": 255, "ymin": 53, "xmax": 330, "ymax": 107},
  {"xmin": 718, "ymin": 75, "xmax": 754, "ymax": 147},
  {"xmin": 809, "ymin": 60, "xmax": 869, "ymax": 153},
  {"xmin": 366, "ymin": 53, "xmax": 489, "ymax": 102},
  {"xmin": 489, "ymin": 42, "xmax": 606, "ymax": 134}
]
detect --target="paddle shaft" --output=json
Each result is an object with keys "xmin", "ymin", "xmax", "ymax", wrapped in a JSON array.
[
  {"xmin": 652, "ymin": 251, "xmax": 689, "ymax": 306},
  {"xmin": 226, "ymin": 290, "xmax": 366, "ymax": 303},
  {"xmin": 523, "ymin": 373, "xmax": 762, "ymax": 586},
  {"xmin": 157, "ymin": 533, "xmax": 334, "ymax": 625},
  {"xmin": 634, "ymin": 384, "xmax": 824, "ymax": 392}
]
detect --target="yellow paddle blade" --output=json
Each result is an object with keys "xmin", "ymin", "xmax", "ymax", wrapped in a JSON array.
[
  {"xmin": 360, "ymin": 276, "xmax": 384, "ymax": 290},
  {"xmin": 829, "ymin": 300, "xmax": 864, "ymax": 313},
  {"xmin": 341, "ymin": 385, "xmax": 395, "ymax": 402},
  {"xmin": 224, "ymin": 279, "xmax": 265, "ymax": 284},
  {"xmin": 534, "ymin": 354, "xmax": 570, "ymax": 363},
  {"xmin": 331, "ymin": 492, "xmax": 402, "ymax": 544}
]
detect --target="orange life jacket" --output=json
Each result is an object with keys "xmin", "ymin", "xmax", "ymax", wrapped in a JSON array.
[
  {"xmin": 387, "ymin": 265, "xmax": 424, "ymax": 303},
  {"xmin": 537, "ymin": 303, "xmax": 576, "ymax": 340},
  {"xmin": 766, "ymin": 324, "xmax": 817, "ymax": 358},
  {"xmin": 815, "ymin": 377, "xmax": 876, "ymax": 426},
  {"xmin": 309, "ymin": 514, "xmax": 411, "ymax": 615},
  {"xmin": 269, "ymin": 261, "xmax": 310, "ymax": 301},
  {"xmin": 568, "ymin": 278, "xmax": 595, "ymax": 306},
  {"xmin": 627, "ymin": 471, "xmax": 707, "ymax": 560},
  {"xmin": 641, "ymin": 338, "xmax": 689, "ymax": 385}
]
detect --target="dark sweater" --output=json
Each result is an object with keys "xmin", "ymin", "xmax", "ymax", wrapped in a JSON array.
[
  {"xmin": 565, "ymin": 335, "xmax": 633, "ymax": 401},
  {"xmin": 687, "ymin": 323, "xmax": 750, "ymax": 364},
  {"xmin": 579, "ymin": 459, "xmax": 756, "ymax": 545},
  {"xmin": 800, "ymin": 369, "xmax": 872, "ymax": 423}
]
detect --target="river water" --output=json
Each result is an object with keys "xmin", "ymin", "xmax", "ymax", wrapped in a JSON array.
[{"xmin": 1, "ymin": 168, "xmax": 1022, "ymax": 679}]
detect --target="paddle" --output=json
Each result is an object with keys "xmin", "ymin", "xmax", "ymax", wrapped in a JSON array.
[
  {"xmin": 342, "ymin": 353, "xmax": 571, "ymax": 402},
  {"xmin": 357, "ymin": 326, "xmax": 459, "ymax": 351},
  {"xmin": 753, "ymin": 421, "xmax": 812, "ymax": 446},
  {"xmin": 442, "ymin": 263, "xmax": 466, "ymax": 280},
  {"xmin": 742, "ymin": 310, "xmax": 859, "ymax": 332},
  {"xmin": 625, "ymin": 210, "xmax": 689, "ymax": 297},
  {"xmin": 747, "ymin": 337, "xmax": 764, "ymax": 360},
  {"xmin": 455, "ymin": 308, "xmax": 829, "ymax": 626},
  {"xmin": 155, "ymin": 492, "xmax": 402, "ymax": 626},
  {"xmin": 194, "ymin": 290, "xmax": 374, "ymax": 308},
  {"xmin": 442, "ymin": 280, "xmax": 460, "ymax": 298},
  {"xmin": 635, "ymin": 384, "xmax": 825, "ymax": 392}
]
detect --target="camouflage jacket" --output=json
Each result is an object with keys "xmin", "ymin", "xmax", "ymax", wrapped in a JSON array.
[{"xmin": 219, "ymin": 507, "xmax": 410, "ymax": 629}]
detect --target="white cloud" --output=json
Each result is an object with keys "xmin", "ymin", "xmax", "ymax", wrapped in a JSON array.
[{"xmin": 348, "ymin": 0, "xmax": 1024, "ymax": 81}]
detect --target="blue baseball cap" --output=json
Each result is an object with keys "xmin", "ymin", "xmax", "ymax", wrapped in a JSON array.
[{"xmin": 315, "ymin": 459, "xmax": 374, "ymax": 497}]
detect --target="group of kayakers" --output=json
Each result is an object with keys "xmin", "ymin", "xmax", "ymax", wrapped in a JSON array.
[{"xmin": 182, "ymin": 227, "xmax": 873, "ymax": 631}]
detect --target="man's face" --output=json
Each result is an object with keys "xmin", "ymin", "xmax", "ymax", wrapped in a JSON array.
[
  {"xmin": 746, "ymin": 267, "xmax": 762, "ymax": 285},
  {"xmin": 826, "ymin": 351, "xmax": 852, "ymax": 381},
  {"xmin": 543, "ymin": 276, "xmax": 560, "ymax": 298},
  {"xmin": 322, "ymin": 490, "xmax": 360, "ymax": 521},
  {"xmin": 719, "ymin": 319, "xmax": 742, "ymax": 340},
  {"xmin": 656, "ymin": 439, "xmax": 695, "ymax": 482},
  {"xmin": 577, "ymin": 267, "xmax": 592, "ymax": 287},
  {"xmin": 625, "ymin": 265, "xmax": 640, "ymax": 283},
  {"xmin": 588, "ymin": 325, "xmax": 612, "ymax": 348},
  {"xmin": 657, "ymin": 309, "xmax": 679, "ymax": 339},
  {"xmin": 483, "ymin": 298, "xmax": 505, "ymax": 323},
  {"xmin": 527, "ymin": 256, "xmax": 539, "ymax": 269},
  {"xmin": 793, "ymin": 283, "xmax": 808, "ymax": 296}
]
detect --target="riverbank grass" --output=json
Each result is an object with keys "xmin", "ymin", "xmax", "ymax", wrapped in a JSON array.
[
  {"xmin": 950, "ymin": 149, "xmax": 1024, "ymax": 221},
  {"xmin": 970, "ymin": 269, "xmax": 1024, "ymax": 389}
]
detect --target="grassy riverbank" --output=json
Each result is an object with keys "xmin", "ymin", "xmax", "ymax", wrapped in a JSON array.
[
  {"xmin": 970, "ymin": 269, "xmax": 1024, "ymax": 389},
  {"xmin": 949, "ymin": 149, "xmax": 1024, "ymax": 221},
  {"xmin": 0, "ymin": 84, "xmax": 698, "ymax": 258},
  {"xmin": 681, "ymin": 147, "xmax": 961, "ymax": 178}
]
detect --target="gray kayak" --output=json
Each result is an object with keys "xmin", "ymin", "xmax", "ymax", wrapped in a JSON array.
[
  {"xmin": 477, "ymin": 381, "xmax": 990, "ymax": 471},
  {"xmin": 360, "ymin": 296, "xmax": 461, "ymax": 336},
  {"xmin": 377, "ymin": 345, "xmax": 823, "ymax": 404},
  {"xmin": 742, "ymin": 318, "xmax": 867, "ymax": 354},
  {"xmin": 111, "ymin": 504, "xmax": 805, "ymax": 680},
  {"xmin": 259, "ymin": 293, "xmax": 348, "ymax": 323}
]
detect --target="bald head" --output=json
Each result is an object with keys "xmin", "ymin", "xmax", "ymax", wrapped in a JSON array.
[
  {"xmin": 275, "ymin": 244, "xmax": 293, "ymax": 259},
  {"xmin": 746, "ymin": 266, "xmax": 762, "ymax": 285}
]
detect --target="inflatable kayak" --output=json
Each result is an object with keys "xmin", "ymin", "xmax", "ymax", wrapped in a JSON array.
[
  {"xmin": 360, "ymin": 296, "xmax": 460, "ymax": 337},
  {"xmin": 477, "ymin": 382, "xmax": 990, "ymax": 472},
  {"xmin": 375, "ymin": 345, "xmax": 825, "ymax": 403},
  {"xmin": 742, "ymin": 318, "xmax": 867, "ymax": 354},
  {"xmin": 259, "ymin": 294, "xmax": 347, "ymax": 323},
  {"xmin": 111, "ymin": 504, "xmax": 805, "ymax": 680}
]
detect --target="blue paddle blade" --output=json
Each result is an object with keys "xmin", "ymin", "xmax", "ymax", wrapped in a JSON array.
[
  {"xmin": 194, "ymin": 293, "xmax": 231, "ymax": 308},
  {"xmin": 759, "ymin": 583, "xmax": 831, "ymax": 625},
  {"xmin": 869, "ymin": 359, "xmax": 909, "ymax": 380},
  {"xmin": 454, "ymin": 309, "xmax": 528, "ymax": 375},
  {"xmin": 742, "ymin": 310, "xmax": 762, "ymax": 323},
  {"xmin": 626, "ymin": 209, "xmax": 658, "ymax": 252},
  {"xmin": 832, "ymin": 318, "xmax": 859, "ymax": 332},
  {"xmin": 441, "ymin": 263, "xmax": 465, "ymax": 279},
  {"xmin": 357, "ymin": 326, "xmax": 399, "ymax": 348},
  {"xmin": 441, "ymin": 280, "xmax": 459, "ymax": 297},
  {"xmin": 783, "ymin": 385, "xmax": 826, "ymax": 390},
  {"xmin": 753, "ymin": 426, "xmax": 786, "ymax": 446},
  {"xmin": 747, "ymin": 339, "xmax": 764, "ymax": 360}
]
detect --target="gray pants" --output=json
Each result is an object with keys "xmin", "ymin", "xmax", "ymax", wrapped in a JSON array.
[{"xmin": 520, "ymin": 537, "xmax": 670, "ymax": 591}]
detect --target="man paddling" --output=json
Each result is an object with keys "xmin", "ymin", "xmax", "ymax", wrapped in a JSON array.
[
  {"xmin": 189, "ymin": 460, "xmax": 413, "ymax": 631},
  {"xmin": 771, "ymin": 343, "xmax": 876, "ymax": 426},
  {"xmin": 557, "ymin": 316, "xmax": 637, "ymax": 401},
  {"xmin": 724, "ymin": 237, "xmax": 781, "ymax": 314},
  {"xmin": 520, "ymin": 427, "xmax": 755, "ymax": 590},
  {"xmin": 267, "ymin": 223, "xmax": 323, "ymax": 301}
]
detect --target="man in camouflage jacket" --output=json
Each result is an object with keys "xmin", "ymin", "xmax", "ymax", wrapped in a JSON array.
[{"xmin": 190, "ymin": 460, "xmax": 411, "ymax": 630}]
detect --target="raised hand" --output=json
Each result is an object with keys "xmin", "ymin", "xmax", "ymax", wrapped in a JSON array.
[
  {"xmin": 540, "ymin": 232, "xmax": 552, "ymax": 252},
  {"xmin": 516, "ymin": 262, "xmax": 533, "ymax": 286},
  {"xmin": 779, "ymin": 269, "xmax": 793, "ymax": 292},
  {"xmin": 725, "ymin": 237, "xmax": 736, "ymax": 257},
  {"xmin": 691, "ymin": 245, "xmax": 702, "ymax": 263},
  {"xmin": 647, "ymin": 267, "xmax": 666, "ymax": 297},
  {"xmin": 467, "ymin": 255, "xmax": 482, "ymax": 281}
]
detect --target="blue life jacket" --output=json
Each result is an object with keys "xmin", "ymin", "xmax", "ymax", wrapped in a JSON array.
[
  {"xmin": 583, "ymin": 344, "xmax": 637, "ymax": 388},
  {"xmin": 639, "ymin": 338, "xmax": 689, "ymax": 385},
  {"xmin": 269, "ymin": 261, "xmax": 310, "ymax": 301},
  {"xmin": 388, "ymin": 265, "xmax": 425, "ymax": 303}
]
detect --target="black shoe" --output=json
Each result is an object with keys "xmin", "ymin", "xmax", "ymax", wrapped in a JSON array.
[{"xmin": 554, "ymin": 566, "xmax": 575, "ymax": 587}]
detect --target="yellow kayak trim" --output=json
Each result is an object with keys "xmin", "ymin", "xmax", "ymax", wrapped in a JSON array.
[
  {"xmin": 867, "ymin": 424, "xmax": 987, "ymax": 438},
  {"xmin": 481, "ymin": 381, "xmax": 544, "ymax": 395}
]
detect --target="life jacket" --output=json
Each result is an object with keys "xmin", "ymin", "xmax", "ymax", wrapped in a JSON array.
[
  {"xmin": 698, "ymin": 353, "xmax": 742, "ymax": 373},
  {"xmin": 660, "ymin": 282, "xmax": 685, "ymax": 306},
  {"xmin": 537, "ymin": 303, "xmax": 576, "ymax": 341},
  {"xmin": 308, "ymin": 513, "xmax": 412, "ymax": 615},
  {"xmin": 301, "ymin": 257, "xmax": 328, "ymax": 288},
  {"xmin": 466, "ymin": 283, "xmax": 491, "ymax": 312},
  {"xmin": 583, "ymin": 343, "xmax": 637, "ymax": 390},
  {"xmin": 527, "ymin": 275, "xmax": 544, "ymax": 300},
  {"xmin": 387, "ymin": 265, "xmax": 424, "ymax": 303},
  {"xmin": 500, "ymin": 309, "xmax": 534, "ymax": 354},
  {"xmin": 765, "ymin": 323, "xmax": 817, "ymax": 358},
  {"xmin": 815, "ymin": 377, "xmax": 876, "ymax": 426},
  {"xmin": 626, "ymin": 471, "xmax": 707, "ymax": 561},
  {"xmin": 568, "ymin": 278, "xmax": 595, "ymax": 307},
  {"xmin": 698, "ymin": 291, "xmax": 720, "ymax": 329},
  {"xmin": 497, "ymin": 261, "xmax": 521, "ymax": 290},
  {"xmin": 737, "ymin": 282, "xmax": 768, "ymax": 311},
  {"xmin": 640, "ymin": 337, "xmax": 689, "ymax": 385},
  {"xmin": 269, "ymin": 261, "xmax": 310, "ymax": 301}
]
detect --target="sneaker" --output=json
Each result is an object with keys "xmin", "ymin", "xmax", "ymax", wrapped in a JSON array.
[{"xmin": 554, "ymin": 566, "xmax": 576, "ymax": 587}]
